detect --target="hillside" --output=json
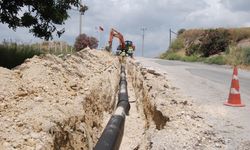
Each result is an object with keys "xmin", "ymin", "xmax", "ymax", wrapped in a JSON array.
[{"xmin": 160, "ymin": 27, "xmax": 250, "ymax": 66}]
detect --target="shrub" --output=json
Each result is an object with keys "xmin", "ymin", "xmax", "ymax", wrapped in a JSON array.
[
  {"xmin": 186, "ymin": 43, "xmax": 200, "ymax": 56},
  {"xmin": 242, "ymin": 47, "xmax": 250, "ymax": 64},
  {"xmin": 199, "ymin": 29, "xmax": 230, "ymax": 57},
  {"xmin": 74, "ymin": 34, "xmax": 98, "ymax": 51},
  {"xmin": 170, "ymin": 38, "xmax": 184, "ymax": 52},
  {"xmin": 177, "ymin": 28, "xmax": 186, "ymax": 36}
]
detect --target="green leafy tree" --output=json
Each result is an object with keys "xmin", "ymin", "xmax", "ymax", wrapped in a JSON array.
[
  {"xmin": 74, "ymin": 34, "xmax": 98, "ymax": 51},
  {"xmin": 0, "ymin": 0, "xmax": 84, "ymax": 40}
]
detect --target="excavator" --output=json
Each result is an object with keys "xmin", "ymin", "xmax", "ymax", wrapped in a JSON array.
[{"xmin": 105, "ymin": 28, "xmax": 135, "ymax": 58}]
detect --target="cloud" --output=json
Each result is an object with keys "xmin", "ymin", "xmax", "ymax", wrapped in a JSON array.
[
  {"xmin": 220, "ymin": 0, "xmax": 250, "ymax": 12},
  {"xmin": 1, "ymin": 0, "xmax": 250, "ymax": 57}
]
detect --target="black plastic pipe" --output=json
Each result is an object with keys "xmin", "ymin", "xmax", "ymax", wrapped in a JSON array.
[{"xmin": 94, "ymin": 63, "xmax": 130, "ymax": 150}]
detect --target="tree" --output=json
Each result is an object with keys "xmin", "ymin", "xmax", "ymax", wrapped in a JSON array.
[
  {"xmin": 0, "ymin": 0, "xmax": 82, "ymax": 40},
  {"xmin": 177, "ymin": 28, "xmax": 186, "ymax": 36},
  {"xmin": 74, "ymin": 34, "xmax": 98, "ymax": 51}
]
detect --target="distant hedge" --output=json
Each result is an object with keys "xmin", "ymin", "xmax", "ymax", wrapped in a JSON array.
[{"xmin": 0, "ymin": 44, "xmax": 42, "ymax": 69}]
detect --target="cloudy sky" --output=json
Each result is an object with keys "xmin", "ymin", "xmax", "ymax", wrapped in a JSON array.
[{"xmin": 1, "ymin": 0, "xmax": 250, "ymax": 57}]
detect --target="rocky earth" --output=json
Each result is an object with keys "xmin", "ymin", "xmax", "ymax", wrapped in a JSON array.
[
  {"xmin": 0, "ymin": 48, "xmax": 120, "ymax": 149},
  {"xmin": 0, "ymin": 48, "xmax": 226, "ymax": 149}
]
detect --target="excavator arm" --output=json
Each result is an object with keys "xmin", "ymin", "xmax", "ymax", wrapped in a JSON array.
[{"xmin": 106, "ymin": 28, "xmax": 126, "ymax": 51}]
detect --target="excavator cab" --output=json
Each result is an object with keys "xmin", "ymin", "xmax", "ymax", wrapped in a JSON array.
[
  {"xmin": 125, "ymin": 40, "xmax": 135, "ymax": 58},
  {"xmin": 116, "ymin": 45, "xmax": 122, "ymax": 56}
]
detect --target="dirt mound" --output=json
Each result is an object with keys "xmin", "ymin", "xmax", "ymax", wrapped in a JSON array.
[{"xmin": 0, "ymin": 48, "xmax": 120, "ymax": 149}]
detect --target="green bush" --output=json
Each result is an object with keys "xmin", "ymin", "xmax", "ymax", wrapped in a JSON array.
[
  {"xmin": 226, "ymin": 46, "xmax": 243, "ymax": 65},
  {"xmin": 242, "ymin": 47, "xmax": 250, "ymax": 64},
  {"xmin": 204, "ymin": 55, "xmax": 226, "ymax": 65},
  {"xmin": 181, "ymin": 55, "xmax": 201, "ymax": 62},
  {"xmin": 170, "ymin": 38, "xmax": 184, "ymax": 52},
  {"xmin": 186, "ymin": 44, "xmax": 200, "ymax": 56},
  {"xmin": 0, "ymin": 44, "xmax": 42, "ymax": 69},
  {"xmin": 160, "ymin": 51, "xmax": 182, "ymax": 60}
]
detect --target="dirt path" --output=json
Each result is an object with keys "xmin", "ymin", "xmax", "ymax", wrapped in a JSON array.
[{"xmin": 119, "ymin": 75, "xmax": 145, "ymax": 150}]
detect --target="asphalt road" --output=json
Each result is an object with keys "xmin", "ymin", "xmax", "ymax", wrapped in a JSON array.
[
  {"xmin": 155, "ymin": 59, "xmax": 250, "ymax": 97},
  {"xmin": 136, "ymin": 58, "xmax": 250, "ymax": 150}
]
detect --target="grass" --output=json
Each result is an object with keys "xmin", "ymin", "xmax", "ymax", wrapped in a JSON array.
[
  {"xmin": 204, "ymin": 55, "xmax": 226, "ymax": 65},
  {"xmin": 181, "ymin": 55, "xmax": 203, "ymax": 62},
  {"xmin": 0, "ymin": 44, "xmax": 43, "ymax": 69},
  {"xmin": 0, "ymin": 41, "xmax": 75, "ymax": 69},
  {"xmin": 160, "ymin": 51, "xmax": 182, "ymax": 60},
  {"xmin": 160, "ymin": 51, "xmax": 204, "ymax": 62}
]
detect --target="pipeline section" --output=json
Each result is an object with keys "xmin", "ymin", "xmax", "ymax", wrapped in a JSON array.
[{"xmin": 94, "ymin": 63, "xmax": 130, "ymax": 150}]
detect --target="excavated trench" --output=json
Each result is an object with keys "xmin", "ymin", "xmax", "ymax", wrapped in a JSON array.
[
  {"xmin": 128, "ymin": 60, "xmax": 170, "ymax": 129},
  {"xmin": 50, "ymin": 58, "xmax": 227, "ymax": 150},
  {"xmin": 49, "ymin": 58, "xmax": 171, "ymax": 150},
  {"xmin": 0, "ymin": 50, "xmax": 227, "ymax": 149},
  {"xmin": 118, "ymin": 60, "xmax": 171, "ymax": 149}
]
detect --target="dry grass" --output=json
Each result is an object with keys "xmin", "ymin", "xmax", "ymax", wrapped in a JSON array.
[
  {"xmin": 180, "ymin": 27, "xmax": 250, "ymax": 43},
  {"xmin": 228, "ymin": 27, "xmax": 250, "ymax": 42}
]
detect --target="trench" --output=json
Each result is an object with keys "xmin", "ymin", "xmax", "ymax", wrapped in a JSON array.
[
  {"xmin": 119, "ymin": 60, "xmax": 170, "ymax": 149},
  {"xmin": 48, "ymin": 58, "xmax": 169, "ymax": 150}
]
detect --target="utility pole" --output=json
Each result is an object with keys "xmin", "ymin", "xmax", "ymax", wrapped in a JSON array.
[
  {"xmin": 79, "ymin": 1, "xmax": 82, "ymax": 35},
  {"xmin": 169, "ymin": 29, "xmax": 171, "ymax": 49},
  {"xmin": 79, "ymin": 0, "xmax": 88, "ymax": 35},
  {"xmin": 169, "ymin": 28, "xmax": 177, "ymax": 49},
  {"xmin": 141, "ymin": 27, "xmax": 147, "ymax": 57}
]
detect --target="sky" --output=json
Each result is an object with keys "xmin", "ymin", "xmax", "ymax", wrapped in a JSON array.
[{"xmin": 1, "ymin": 0, "xmax": 250, "ymax": 57}]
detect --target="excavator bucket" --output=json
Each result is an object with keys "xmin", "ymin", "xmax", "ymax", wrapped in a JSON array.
[{"xmin": 105, "ymin": 45, "xmax": 112, "ymax": 52}]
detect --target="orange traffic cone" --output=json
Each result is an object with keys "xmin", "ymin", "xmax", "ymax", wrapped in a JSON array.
[{"xmin": 224, "ymin": 66, "xmax": 245, "ymax": 107}]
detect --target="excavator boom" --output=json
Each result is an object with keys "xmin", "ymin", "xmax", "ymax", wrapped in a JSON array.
[{"xmin": 106, "ymin": 28, "xmax": 126, "ymax": 51}]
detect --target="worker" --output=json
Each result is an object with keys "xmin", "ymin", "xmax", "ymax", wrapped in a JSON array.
[{"xmin": 127, "ymin": 46, "xmax": 134, "ymax": 58}]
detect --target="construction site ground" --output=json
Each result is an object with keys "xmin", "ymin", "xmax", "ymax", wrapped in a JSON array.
[{"xmin": 0, "ymin": 49, "xmax": 245, "ymax": 149}]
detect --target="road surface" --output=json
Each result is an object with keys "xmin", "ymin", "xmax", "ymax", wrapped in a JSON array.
[{"xmin": 136, "ymin": 58, "xmax": 250, "ymax": 150}]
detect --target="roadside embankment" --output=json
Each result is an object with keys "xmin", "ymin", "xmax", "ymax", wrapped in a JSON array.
[
  {"xmin": 160, "ymin": 28, "xmax": 250, "ymax": 68},
  {"xmin": 125, "ymin": 59, "xmax": 226, "ymax": 149}
]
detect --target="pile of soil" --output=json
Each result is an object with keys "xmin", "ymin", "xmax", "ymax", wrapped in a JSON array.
[{"xmin": 0, "ymin": 48, "xmax": 120, "ymax": 149}]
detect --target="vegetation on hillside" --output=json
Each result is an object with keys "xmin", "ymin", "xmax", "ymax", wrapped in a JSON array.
[{"xmin": 160, "ymin": 28, "xmax": 250, "ymax": 66}]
